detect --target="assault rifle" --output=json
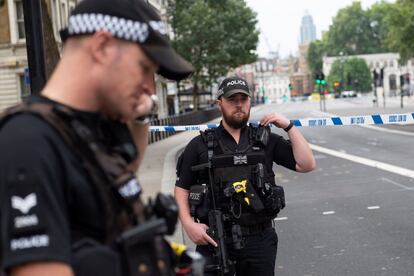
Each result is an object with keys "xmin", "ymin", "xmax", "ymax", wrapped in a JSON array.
[
  {"xmin": 191, "ymin": 161, "xmax": 230, "ymax": 276},
  {"xmin": 191, "ymin": 130, "xmax": 231, "ymax": 276}
]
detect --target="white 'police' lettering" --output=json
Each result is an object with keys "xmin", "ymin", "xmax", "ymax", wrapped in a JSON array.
[
  {"xmin": 189, "ymin": 193, "xmax": 201, "ymax": 200},
  {"xmin": 10, "ymin": 234, "xmax": 49, "ymax": 251},
  {"xmin": 119, "ymin": 178, "xmax": 141, "ymax": 198},
  {"xmin": 14, "ymin": 214, "xmax": 39, "ymax": 228},
  {"xmin": 226, "ymin": 80, "xmax": 246, "ymax": 87}
]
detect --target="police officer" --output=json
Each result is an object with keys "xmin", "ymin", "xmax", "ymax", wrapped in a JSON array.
[
  {"xmin": 175, "ymin": 77, "xmax": 315, "ymax": 276},
  {"xmin": 0, "ymin": 0, "xmax": 193, "ymax": 275}
]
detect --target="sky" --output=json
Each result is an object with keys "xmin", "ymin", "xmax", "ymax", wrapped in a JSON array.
[{"xmin": 244, "ymin": 0, "xmax": 393, "ymax": 58}]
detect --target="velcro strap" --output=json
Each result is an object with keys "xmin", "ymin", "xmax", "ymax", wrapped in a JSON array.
[{"xmin": 212, "ymin": 152, "xmax": 265, "ymax": 168}]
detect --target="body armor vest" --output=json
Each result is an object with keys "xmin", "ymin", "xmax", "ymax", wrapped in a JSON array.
[
  {"xmin": 0, "ymin": 100, "xmax": 178, "ymax": 276},
  {"xmin": 191, "ymin": 126, "xmax": 285, "ymax": 227}
]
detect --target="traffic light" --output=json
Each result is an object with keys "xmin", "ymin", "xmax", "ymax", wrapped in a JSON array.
[
  {"xmin": 400, "ymin": 74, "xmax": 405, "ymax": 87},
  {"xmin": 315, "ymin": 72, "xmax": 325, "ymax": 85},
  {"xmin": 288, "ymin": 83, "xmax": 292, "ymax": 91}
]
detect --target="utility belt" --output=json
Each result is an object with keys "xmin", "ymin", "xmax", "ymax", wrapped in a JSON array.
[{"xmin": 238, "ymin": 220, "xmax": 273, "ymax": 236}]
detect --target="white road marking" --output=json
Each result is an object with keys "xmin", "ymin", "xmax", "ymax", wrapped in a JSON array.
[
  {"xmin": 380, "ymin": 177, "xmax": 414, "ymax": 190},
  {"xmin": 322, "ymin": 211, "xmax": 335, "ymax": 215},
  {"xmin": 274, "ymin": 217, "xmax": 288, "ymax": 221},
  {"xmin": 310, "ymin": 144, "xmax": 414, "ymax": 179},
  {"xmin": 367, "ymin": 206, "xmax": 380, "ymax": 210}
]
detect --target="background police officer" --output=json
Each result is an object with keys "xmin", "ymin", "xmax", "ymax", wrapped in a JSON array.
[
  {"xmin": 175, "ymin": 77, "xmax": 315, "ymax": 276},
  {"xmin": 0, "ymin": 0, "xmax": 193, "ymax": 275}
]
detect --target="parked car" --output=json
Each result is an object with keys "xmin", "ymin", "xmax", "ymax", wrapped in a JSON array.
[{"xmin": 341, "ymin": 91, "xmax": 357, "ymax": 98}]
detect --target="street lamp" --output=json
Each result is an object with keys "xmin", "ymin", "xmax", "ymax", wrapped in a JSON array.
[{"xmin": 339, "ymin": 51, "xmax": 345, "ymax": 95}]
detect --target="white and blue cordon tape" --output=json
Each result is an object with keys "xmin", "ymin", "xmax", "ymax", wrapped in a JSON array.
[{"xmin": 149, "ymin": 112, "xmax": 414, "ymax": 132}]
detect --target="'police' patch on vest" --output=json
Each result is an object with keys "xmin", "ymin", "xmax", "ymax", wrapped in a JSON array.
[
  {"xmin": 118, "ymin": 177, "xmax": 142, "ymax": 199},
  {"xmin": 233, "ymin": 155, "xmax": 248, "ymax": 165}
]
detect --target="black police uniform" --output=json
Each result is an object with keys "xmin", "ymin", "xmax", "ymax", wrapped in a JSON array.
[
  {"xmin": 0, "ymin": 96, "xmax": 133, "ymax": 272},
  {"xmin": 176, "ymin": 123, "xmax": 296, "ymax": 276}
]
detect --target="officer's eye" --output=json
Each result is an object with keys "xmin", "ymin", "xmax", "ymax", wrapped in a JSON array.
[{"xmin": 138, "ymin": 60, "xmax": 156, "ymax": 76}]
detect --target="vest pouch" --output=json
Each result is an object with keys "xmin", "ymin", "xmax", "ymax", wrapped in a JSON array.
[
  {"xmin": 117, "ymin": 220, "xmax": 175, "ymax": 276},
  {"xmin": 263, "ymin": 184, "xmax": 286, "ymax": 218},
  {"xmin": 72, "ymin": 238, "xmax": 122, "ymax": 276},
  {"xmin": 188, "ymin": 184, "xmax": 209, "ymax": 220}
]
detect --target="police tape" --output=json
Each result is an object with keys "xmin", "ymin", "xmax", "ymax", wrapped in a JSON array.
[{"xmin": 149, "ymin": 112, "xmax": 414, "ymax": 132}]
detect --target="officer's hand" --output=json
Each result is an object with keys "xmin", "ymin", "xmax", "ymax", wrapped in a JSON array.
[
  {"xmin": 135, "ymin": 94, "xmax": 157, "ymax": 118},
  {"xmin": 260, "ymin": 113, "xmax": 290, "ymax": 129},
  {"xmin": 184, "ymin": 221, "xmax": 218, "ymax": 247}
]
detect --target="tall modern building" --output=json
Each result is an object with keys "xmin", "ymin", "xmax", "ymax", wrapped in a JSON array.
[{"xmin": 300, "ymin": 12, "xmax": 316, "ymax": 44}]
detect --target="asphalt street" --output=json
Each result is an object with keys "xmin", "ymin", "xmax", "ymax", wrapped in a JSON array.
[{"xmin": 251, "ymin": 97, "xmax": 414, "ymax": 276}]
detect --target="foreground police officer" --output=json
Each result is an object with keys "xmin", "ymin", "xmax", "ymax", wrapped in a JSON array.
[
  {"xmin": 0, "ymin": 0, "xmax": 193, "ymax": 275},
  {"xmin": 175, "ymin": 77, "xmax": 316, "ymax": 276}
]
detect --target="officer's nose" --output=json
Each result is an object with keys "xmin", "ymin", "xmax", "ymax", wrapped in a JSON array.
[{"xmin": 142, "ymin": 73, "xmax": 156, "ymax": 96}]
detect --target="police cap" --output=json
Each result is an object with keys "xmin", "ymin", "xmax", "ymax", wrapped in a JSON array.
[{"xmin": 59, "ymin": 0, "xmax": 193, "ymax": 81}]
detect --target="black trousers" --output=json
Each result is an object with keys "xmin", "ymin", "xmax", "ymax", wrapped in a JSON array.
[{"xmin": 197, "ymin": 227, "xmax": 278, "ymax": 276}]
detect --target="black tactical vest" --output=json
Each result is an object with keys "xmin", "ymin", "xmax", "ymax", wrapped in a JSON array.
[
  {"xmin": 197, "ymin": 126, "xmax": 284, "ymax": 226},
  {"xmin": 0, "ymin": 100, "xmax": 176, "ymax": 276}
]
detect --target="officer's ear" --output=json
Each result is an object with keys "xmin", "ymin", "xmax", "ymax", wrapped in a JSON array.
[
  {"xmin": 216, "ymin": 98, "xmax": 222, "ymax": 108},
  {"xmin": 88, "ymin": 31, "xmax": 118, "ymax": 66}
]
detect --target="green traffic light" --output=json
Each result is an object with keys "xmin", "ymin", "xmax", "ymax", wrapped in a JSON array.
[
  {"xmin": 321, "ymin": 80, "xmax": 326, "ymax": 85},
  {"xmin": 315, "ymin": 80, "xmax": 321, "ymax": 84}
]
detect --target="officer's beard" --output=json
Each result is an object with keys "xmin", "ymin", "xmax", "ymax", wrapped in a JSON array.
[{"xmin": 222, "ymin": 107, "xmax": 250, "ymax": 129}]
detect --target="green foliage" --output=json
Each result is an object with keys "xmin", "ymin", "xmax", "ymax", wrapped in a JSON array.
[
  {"xmin": 327, "ymin": 57, "xmax": 372, "ymax": 93},
  {"xmin": 324, "ymin": 2, "xmax": 391, "ymax": 56},
  {"xmin": 167, "ymin": 0, "xmax": 259, "ymax": 108},
  {"xmin": 386, "ymin": 0, "xmax": 414, "ymax": 62},
  {"xmin": 307, "ymin": 40, "xmax": 325, "ymax": 76}
]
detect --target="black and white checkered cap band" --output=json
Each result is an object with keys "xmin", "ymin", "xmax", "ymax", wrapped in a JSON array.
[{"xmin": 67, "ymin": 13, "xmax": 168, "ymax": 43}]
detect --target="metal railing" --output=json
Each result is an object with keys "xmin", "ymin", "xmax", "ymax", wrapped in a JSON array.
[{"xmin": 148, "ymin": 107, "xmax": 221, "ymax": 144}]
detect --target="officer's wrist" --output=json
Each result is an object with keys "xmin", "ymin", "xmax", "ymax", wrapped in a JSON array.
[{"xmin": 284, "ymin": 121, "xmax": 294, "ymax": 132}]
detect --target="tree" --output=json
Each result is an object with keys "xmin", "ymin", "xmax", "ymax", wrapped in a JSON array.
[
  {"xmin": 167, "ymin": 0, "xmax": 259, "ymax": 109},
  {"xmin": 307, "ymin": 40, "xmax": 325, "ymax": 76},
  {"xmin": 367, "ymin": 1, "xmax": 394, "ymax": 53},
  {"xmin": 325, "ymin": 2, "xmax": 383, "ymax": 56},
  {"xmin": 386, "ymin": 0, "xmax": 414, "ymax": 62},
  {"xmin": 327, "ymin": 57, "xmax": 372, "ymax": 93}
]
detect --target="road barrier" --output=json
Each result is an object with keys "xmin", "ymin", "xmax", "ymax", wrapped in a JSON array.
[{"xmin": 149, "ymin": 112, "xmax": 414, "ymax": 132}]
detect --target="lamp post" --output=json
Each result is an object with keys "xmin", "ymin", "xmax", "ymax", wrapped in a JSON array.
[{"xmin": 339, "ymin": 51, "xmax": 345, "ymax": 96}]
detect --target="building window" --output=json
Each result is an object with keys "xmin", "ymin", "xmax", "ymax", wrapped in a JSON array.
[
  {"xmin": 15, "ymin": 0, "xmax": 25, "ymax": 39},
  {"xmin": 19, "ymin": 74, "xmax": 30, "ymax": 99}
]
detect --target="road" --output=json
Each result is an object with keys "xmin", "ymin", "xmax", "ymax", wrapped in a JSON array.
[{"xmin": 250, "ymin": 97, "xmax": 414, "ymax": 276}]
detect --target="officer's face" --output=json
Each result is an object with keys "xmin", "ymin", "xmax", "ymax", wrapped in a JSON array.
[
  {"xmin": 100, "ymin": 38, "xmax": 158, "ymax": 121},
  {"xmin": 218, "ymin": 93, "xmax": 251, "ymax": 129}
]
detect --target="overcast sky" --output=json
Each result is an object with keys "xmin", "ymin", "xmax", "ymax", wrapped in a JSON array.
[{"xmin": 244, "ymin": 0, "xmax": 394, "ymax": 58}]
